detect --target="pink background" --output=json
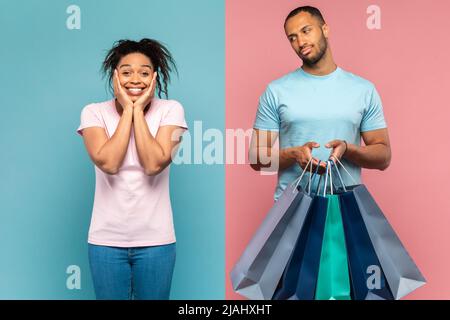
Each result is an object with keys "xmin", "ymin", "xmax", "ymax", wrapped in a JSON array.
[{"xmin": 226, "ymin": 0, "xmax": 450, "ymax": 299}]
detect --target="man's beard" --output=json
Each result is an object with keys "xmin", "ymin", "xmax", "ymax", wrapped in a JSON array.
[{"xmin": 301, "ymin": 35, "xmax": 328, "ymax": 67}]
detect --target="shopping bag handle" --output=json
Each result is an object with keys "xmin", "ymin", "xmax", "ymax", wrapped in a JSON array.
[
  {"xmin": 323, "ymin": 161, "xmax": 334, "ymax": 196},
  {"xmin": 304, "ymin": 159, "xmax": 323, "ymax": 195},
  {"xmin": 292, "ymin": 158, "xmax": 314, "ymax": 193},
  {"xmin": 316, "ymin": 160, "xmax": 340, "ymax": 196},
  {"xmin": 330, "ymin": 161, "xmax": 347, "ymax": 192},
  {"xmin": 329, "ymin": 155, "xmax": 358, "ymax": 185},
  {"xmin": 315, "ymin": 160, "xmax": 323, "ymax": 195}
]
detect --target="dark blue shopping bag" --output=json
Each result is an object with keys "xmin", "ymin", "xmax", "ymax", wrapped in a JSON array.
[
  {"xmin": 273, "ymin": 195, "xmax": 328, "ymax": 300},
  {"xmin": 325, "ymin": 161, "xmax": 392, "ymax": 300},
  {"xmin": 339, "ymin": 191, "xmax": 393, "ymax": 300},
  {"xmin": 273, "ymin": 162, "xmax": 329, "ymax": 300},
  {"xmin": 331, "ymin": 158, "xmax": 426, "ymax": 299}
]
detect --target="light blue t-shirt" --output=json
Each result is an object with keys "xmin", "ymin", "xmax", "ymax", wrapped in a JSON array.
[{"xmin": 254, "ymin": 66, "xmax": 387, "ymax": 200}]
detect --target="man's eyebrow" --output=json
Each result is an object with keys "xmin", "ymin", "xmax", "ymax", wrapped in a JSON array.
[
  {"xmin": 287, "ymin": 25, "xmax": 312, "ymax": 37},
  {"xmin": 119, "ymin": 64, "xmax": 131, "ymax": 69}
]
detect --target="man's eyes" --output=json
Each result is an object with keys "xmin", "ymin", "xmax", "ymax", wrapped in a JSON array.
[{"xmin": 288, "ymin": 30, "xmax": 309, "ymax": 42}]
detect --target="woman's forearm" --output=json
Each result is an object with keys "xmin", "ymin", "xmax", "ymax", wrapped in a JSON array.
[
  {"xmin": 96, "ymin": 108, "xmax": 133, "ymax": 173},
  {"xmin": 132, "ymin": 109, "xmax": 166, "ymax": 175}
]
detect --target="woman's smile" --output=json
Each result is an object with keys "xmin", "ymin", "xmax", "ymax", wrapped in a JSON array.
[{"xmin": 126, "ymin": 87, "xmax": 145, "ymax": 96}]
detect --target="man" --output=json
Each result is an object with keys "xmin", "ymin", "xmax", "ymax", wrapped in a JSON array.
[{"xmin": 249, "ymin": 6, "xmax": 391, "ymax": 200}]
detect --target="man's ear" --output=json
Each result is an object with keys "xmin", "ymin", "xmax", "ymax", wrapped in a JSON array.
[{"xmin": 322, "ymin": 23, "xmax": 330, "ymax": 39}]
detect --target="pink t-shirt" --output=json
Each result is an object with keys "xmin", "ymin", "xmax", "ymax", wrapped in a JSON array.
[{"xmin": 76, "ymin": 98, "xmax": 188, "ymax": 247}]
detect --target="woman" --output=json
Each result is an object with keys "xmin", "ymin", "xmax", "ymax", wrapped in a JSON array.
[{"xmin": 76, "ymin": 38, "xmax": 187, "ymax": 300}]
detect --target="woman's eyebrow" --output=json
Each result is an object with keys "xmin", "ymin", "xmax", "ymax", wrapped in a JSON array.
[{"xmin": 118, "ymin": 64, "xmax": 152, "ymax": 69}]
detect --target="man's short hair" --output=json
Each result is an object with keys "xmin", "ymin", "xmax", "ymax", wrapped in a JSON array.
[{"xmin": 284, "ymin": 6, "xmax": 326, "ymax": 26}]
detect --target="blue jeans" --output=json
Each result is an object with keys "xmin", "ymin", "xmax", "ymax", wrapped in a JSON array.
[{"xmin": 88, "ymin": 242, "xmax": 176, "ymax": 300}]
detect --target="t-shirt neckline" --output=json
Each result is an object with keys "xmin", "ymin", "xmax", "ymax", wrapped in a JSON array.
[
  {"xmin": 298, "ymin": 66, "xmax": 342, "ymax": 80},
  {"xmin": 109, "ymin": 98, "xmax": 152, "ymax": 118}
]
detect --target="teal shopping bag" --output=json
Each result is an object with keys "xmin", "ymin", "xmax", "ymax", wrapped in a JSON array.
[{"xmin": 315, "ymin": 162, "xmax": 351, "ymax": 300}]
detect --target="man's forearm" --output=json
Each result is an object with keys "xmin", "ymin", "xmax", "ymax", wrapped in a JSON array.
[
  {"xmin": 279, "ymin": 147, "xmax": 300, "ymax": 170},
  {"xmin": 343, "ymin": 142, "xmax": 391, "ymax": 170},
  {"xmin": 249, "ymin": 147, "xmax": 297, "ymax": 171}
]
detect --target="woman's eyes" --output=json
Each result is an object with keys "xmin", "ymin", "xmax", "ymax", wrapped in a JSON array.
[{"xmin": 121, "ymin": 71, "xmax": 150, "ymax": 77}]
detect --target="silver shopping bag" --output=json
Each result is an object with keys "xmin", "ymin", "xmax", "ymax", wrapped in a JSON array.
[
  {"xmin": 230, "ymin": 161, "xmax": 314, "ymax": 300},
  {"xmin": 352, "ymin": 184, "xmax": 426, "ymax": 299},
  {"xmin": 334, "ymin": 158, "xmax": 426, "ymax": 299}
]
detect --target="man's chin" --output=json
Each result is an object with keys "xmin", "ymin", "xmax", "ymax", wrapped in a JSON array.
[
  {"xmin": 301, "ymin": 54, "xmax": 324, "ymax": 67},
  {"xmin": 300, "ymin": 57, "xmax": 316, "ymax": 66}
]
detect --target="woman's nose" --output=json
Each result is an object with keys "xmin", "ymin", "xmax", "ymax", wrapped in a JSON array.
[{"xmin": 130, "ymin": 73, "xmax": 141, "ymax": 83}]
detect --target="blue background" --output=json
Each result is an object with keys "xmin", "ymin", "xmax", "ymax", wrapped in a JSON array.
[{"xmin": 0, "ymin": 0, "xmax": 224, "ymax": 299}]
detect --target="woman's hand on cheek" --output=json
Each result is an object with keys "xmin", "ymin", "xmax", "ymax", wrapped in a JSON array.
[
  {"xmin": 134, "ymin": 71, "xmax": 157, "ymax": 112},
  {"xmin": 113, "ymin": 69, "xmax": 134, "ymax": 112}
]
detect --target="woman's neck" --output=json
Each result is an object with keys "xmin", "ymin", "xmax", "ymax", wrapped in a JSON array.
[{"xmin": 114, "ymin": 99, "xmax": 150, "ymax": 116}]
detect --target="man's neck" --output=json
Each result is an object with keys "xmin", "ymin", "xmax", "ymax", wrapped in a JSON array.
[{"xmin": 301, "ymin": 48, "xmax": 337, "ymax": 76}]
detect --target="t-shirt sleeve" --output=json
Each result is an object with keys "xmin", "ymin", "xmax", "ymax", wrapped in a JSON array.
[
  {"xmin": 76, "ymin": 105, "xmax": 105, "ymax": 136},
  {"xmin": 159, "ymin": 100, "xmax": 188, "ymax": 129},
  {"xmin": 360, "ymin": 85, "xmax": 387, "ymax": 132},
  {"xmin": 253, "ymin": 85, "xmax": 280, "ymax": 131}
]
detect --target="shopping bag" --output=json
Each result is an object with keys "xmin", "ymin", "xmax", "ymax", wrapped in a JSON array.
[
  {"xmin": 315, "ymin": 194, "xmax": 351, "ymax": 300},
  {"xmin": 314, "ymin": 161, "xmax": 351, "ymax": 300},
  {"xmin": 333, "ymin": 158, "xmax": 426, "ymax": 299},
  {"xmin": 339, "ymin": 191, "xmax": 394, "ymax": 300},
  {"xmin": 328, "ymin": 161, "xmax": 393, "ymax": 300},
  {"xmin": 272, "ymin": 195, "xmax": 328, "ymax": 300},
  {"xmin": 273, "ymin": 163, "xmax": 328, "ymax": 300},
  {"xmin": 230, "ymin": 160, "xmax": 314, "ymax": 300}
]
